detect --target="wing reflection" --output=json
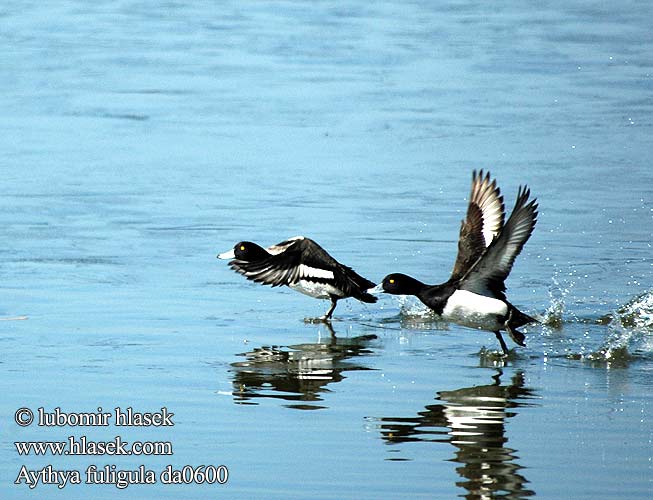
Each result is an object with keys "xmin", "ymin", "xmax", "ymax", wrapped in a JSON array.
[
  {"xmin": 230, "ymin": 328, "xmax": 377, "ymax": 410},
  {"xmin": 378, "ymin": 371, "xmax": 537, "ymax": 499}
]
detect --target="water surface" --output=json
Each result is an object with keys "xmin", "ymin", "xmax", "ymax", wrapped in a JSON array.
[{"xmin": 1, "ymin": 1, "xmax": 652, "ymax": 498}]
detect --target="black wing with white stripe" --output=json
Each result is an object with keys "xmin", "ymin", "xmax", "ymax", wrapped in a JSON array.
[
  {"xmin": 228, "ymin": 238, "xmax": 377, "ymax": 301},
  {"xmin": 450, "ymin": 170, "xmax": 505, "ymax": 281},
  {"xmin": 227, "ymin": 238, "xmax": 306, "ymax": 287},
  {"xmin": 293, "ymin": 239, "xmax": 377, "ymax": 302},
  {"xmin": 459, "ymin": 185, "xmax": 538, "ymax": 298}
]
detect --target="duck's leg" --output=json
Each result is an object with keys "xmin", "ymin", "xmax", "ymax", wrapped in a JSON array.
[
  {"xmin": 494, "ymin": 331, "xmax": 509, "ymax": 356},
  {"xmin": 321, "ymin": 297, "xmax": 338, "ymax": 321},
  {"xmin": 324, "ymin": 321, "xmax": 336, "ymax": 338}
]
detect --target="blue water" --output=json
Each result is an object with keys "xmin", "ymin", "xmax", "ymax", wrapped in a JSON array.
[{"xmin": 1, "ymin": 1, "xmax": 652, "ymax": 498}]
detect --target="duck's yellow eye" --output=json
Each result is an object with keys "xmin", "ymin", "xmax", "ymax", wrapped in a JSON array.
[
  {"xmin": 389, "ymin": 278, "xmax": 395, "ymax": 284},
  {"xmin": 239, "ymin": 245, "xmax": 246, "ymax": 251}
]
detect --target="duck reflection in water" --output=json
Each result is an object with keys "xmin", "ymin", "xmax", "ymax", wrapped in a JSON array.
[
  {"xmin": 378, "ymin": 370, "xmax": 537, "ymax": 499},
  {"xmin": 231, "ymin": 324, "xmax": 377, "ymax": 410}
]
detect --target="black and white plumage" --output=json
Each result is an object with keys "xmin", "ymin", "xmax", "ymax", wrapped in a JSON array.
[
  {"xmin": 375, "ymin": 171, "xmax": 538, "ymax": 355},
  {"xmin": 218, "ymin": 236, "xmax": 377, "ymax": 320}
]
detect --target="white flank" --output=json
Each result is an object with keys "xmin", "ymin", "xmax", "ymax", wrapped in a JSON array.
[
  {"xmin": 442, "ymin": 289, "xmax": 508, "ymax": 331},
  {"xmin": 298, "ymin": 264, "xmax": 334, "ymax": 280},
  {"xmin": 289, "ymin": 280, "xmax": 343, "ymax": 299}
]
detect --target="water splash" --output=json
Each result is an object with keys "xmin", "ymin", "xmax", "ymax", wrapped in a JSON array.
[
  {"xmin": 609, "ymin": 290, "xmax": 653, "ymax": 330},
  {"xmin": 395, "ymin": 296, "xmax": 451, "ymax": 330},
  {"xmin": 581, "ymin": 344, "xmax": 632, "ymax": 366},
  {"xmin": 540, "ymin": 274, "xmax": 574, "ymax": 328},
  {"xmin": 578, "ymin": 290, "xmax": 653, "ymax": 365},
  {"xmin": 398, "ymin": 295, "xmax": 433, "ymax": 318}
]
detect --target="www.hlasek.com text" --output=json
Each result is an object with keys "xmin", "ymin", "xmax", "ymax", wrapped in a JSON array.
[{"xmin": 15, "ymin": 464, "xmax": 229, "ymax": 489}]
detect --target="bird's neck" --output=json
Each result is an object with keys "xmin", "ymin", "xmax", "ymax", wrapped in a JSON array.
[{"xmin": 417, "ymin": 282, "xmax": 456, "ymax": 316}]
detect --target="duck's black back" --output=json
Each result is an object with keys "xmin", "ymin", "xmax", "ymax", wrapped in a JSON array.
[{"xmin": 298, "ymin": 239, "xmax": 377, "ymax": 302}]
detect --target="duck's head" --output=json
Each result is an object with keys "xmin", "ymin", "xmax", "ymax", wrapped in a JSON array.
[
  {"xmin": 217, "ymin": 241, "xmax": 269, "ymax": 261},
  {"xmin": 371, "ymin": 273, "xmax": 424, "ymax": 296}
]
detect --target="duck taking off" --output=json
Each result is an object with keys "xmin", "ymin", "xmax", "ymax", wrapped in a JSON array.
[
  {"xmin": 218, "ymin": 236, "xmax": 377, "ymax": 321},
  {"xmin": 374, "ymin": 171, "xmax": 538, "ymax": 355}
]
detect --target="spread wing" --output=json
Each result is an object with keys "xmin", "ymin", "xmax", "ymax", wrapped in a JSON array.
[
  {"xmin": 228, "ymin": 238, "xmax": 314, "ymax": 287},
  {"xmin": 459, "ymin": 185, "xmax": 538, "ymax": 299},
  {"xmin": 228, "ymin": 238, "xmax": 376, "ymax": 300},
  {"xmin": 450, "ymin": 170, "xmax": 505, "ymax": 281}
]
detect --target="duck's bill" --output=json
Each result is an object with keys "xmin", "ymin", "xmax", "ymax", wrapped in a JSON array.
[
  {"xmin": 367, "ymin": 284, "xmax": 385, "ymax": 295},
  {"xmin": 217, "ymin": 249, "xmax": 235, "ymax": 260}
]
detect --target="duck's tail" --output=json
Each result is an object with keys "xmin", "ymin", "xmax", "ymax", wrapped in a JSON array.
[{"xmin": 343, "ymin": 266, "xmax": 378, "ymax": 304}]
